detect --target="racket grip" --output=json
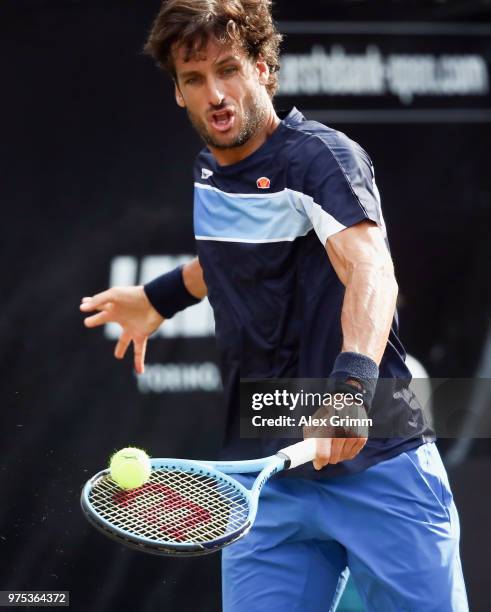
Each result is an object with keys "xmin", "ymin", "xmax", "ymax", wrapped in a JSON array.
[{"xmin": 279, "ymin": 439, "xmax": 317, "ymax": 469}]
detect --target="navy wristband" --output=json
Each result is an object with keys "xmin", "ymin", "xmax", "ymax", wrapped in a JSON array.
[
  {"xmin": 143, "ymin": 266, "xmax": 201, "ymax": 319},
  {"xmin": 329, "ymin": 351, "xmax": 379, "ymax": 411}
]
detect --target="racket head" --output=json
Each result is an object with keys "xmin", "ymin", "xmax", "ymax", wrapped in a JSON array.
[{"xmin": 81, "ymin": 458, "xmax": 253, "ymax": 556}]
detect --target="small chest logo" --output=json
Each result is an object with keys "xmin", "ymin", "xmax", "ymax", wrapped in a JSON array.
[
  {"xmin": 201, "ymin": 168, "xmax": 213, "ymax": 179},
  {"xmin": 256, "ymin": 176, "xmax": 271, "ymax": 189}
]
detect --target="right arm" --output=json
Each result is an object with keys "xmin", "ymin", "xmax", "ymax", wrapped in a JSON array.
[
  {"xmin": 182, "ymin": 258, "xmax": 207, "ymax": 300},
  {"xmin": 80, "ymin": 257, "xmax": 207, "ymax": 374}
]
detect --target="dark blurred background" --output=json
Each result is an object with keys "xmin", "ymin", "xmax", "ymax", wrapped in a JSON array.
[{"xmin": 1, "ymin": 1, "xmax": 490, "ymax": 610}]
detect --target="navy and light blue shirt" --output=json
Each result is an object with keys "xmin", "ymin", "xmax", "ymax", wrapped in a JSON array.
[{"xmin": 194, "ymin": 107, "xmax": 433, "ymax": 478}]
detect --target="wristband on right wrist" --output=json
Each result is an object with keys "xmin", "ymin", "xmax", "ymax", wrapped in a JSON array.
[{"xmin": 143, "ymin": 265, "xmax": 201, "ymax": 319}]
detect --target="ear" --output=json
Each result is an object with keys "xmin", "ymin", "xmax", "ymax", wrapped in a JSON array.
[
  {"xmin": 255, "ymin": 58, "xmax": 270, "ymax": 87},
  {"xmin": 174, "ymin": 81, "xmax": 186, "ymax": 108}
]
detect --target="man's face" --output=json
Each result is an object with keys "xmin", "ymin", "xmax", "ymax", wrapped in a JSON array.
[{"xmin": 173, "ymin": 38, "xmax": 269, "ymax": 150}]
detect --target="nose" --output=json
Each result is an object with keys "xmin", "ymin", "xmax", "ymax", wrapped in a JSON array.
[{"xmin": 206, "ymin": 77, "xmax": 224, "ymax": 107}]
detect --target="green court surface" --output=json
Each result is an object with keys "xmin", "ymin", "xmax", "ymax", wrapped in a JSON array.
[{"xmin": 337, "ymin": 578, "xmax": 364, "ymax": 611}]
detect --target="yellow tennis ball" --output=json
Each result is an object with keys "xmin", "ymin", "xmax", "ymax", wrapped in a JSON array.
[{"xmin": 109, "ymin": 447, "xmax": 151, "ymax": 490}]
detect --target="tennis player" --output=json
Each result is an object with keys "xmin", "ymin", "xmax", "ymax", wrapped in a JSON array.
[{"xmin": 80, "ymin": 1, "xmax": 468, "ymax": 610}]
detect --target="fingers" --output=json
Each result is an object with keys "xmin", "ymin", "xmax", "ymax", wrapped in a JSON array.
[
  {"xmin": 313, "ymin": 438, "xmax": 332, "ymax": 470},
  {"xmin": 83, "ymin": 311, "xmax": 110, "ymax": 328},
  {"xmin": 338, "ymin": 437, "xmax": 358, "ymax": 460},
  {"xmin": 81, "ymin": 290, "xmax": 149, "ymax": 374},
  {"xmin": 312, "ymin": 436, "xmax": 368, "ymax": 469},
  {"xmin": 348, "ymin": 436, "xmax": 368, "ymax": 458},
  {"xmin": 114, "ymin": 333, "xmax": 148, "ymax": 375},
  {"xmin": 114, "ymin": 332, "xmax": 132, "ymax": 360},
  {"xmin": 327, "ymin": 439, "xmax": 347, "ymax": 465},
  {"xmin": 332, "ymin": 437, "xmax": 365, "ymax": 462},
  {"xmin": 133, "ymin": 337, "xmax": 148, "ymax": 375},
  {"xmin": 80, "ymin": 300, "xmax": 111, "ymax": 314},
  {"xmin": 80, "ymin": 289, "xmax": 117, "ymax": 312}
]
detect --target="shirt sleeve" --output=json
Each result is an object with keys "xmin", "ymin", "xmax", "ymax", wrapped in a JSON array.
[{"xmin": 299, "ymin": 132, "xmax": 387, "ymax": 245}]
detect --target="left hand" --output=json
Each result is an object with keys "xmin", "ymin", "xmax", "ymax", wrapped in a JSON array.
[
  {"xmin": 310, "ymin": 436, "xmax": 367, "ymax": 470},
  {"xmin": 303, "ymin": 394, "xmax": 369, "ymax": 469}
]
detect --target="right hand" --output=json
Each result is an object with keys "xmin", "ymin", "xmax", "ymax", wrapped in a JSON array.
[{"xmin": 80, "ymin": 286, "xmax": 164, "ymax": 374}]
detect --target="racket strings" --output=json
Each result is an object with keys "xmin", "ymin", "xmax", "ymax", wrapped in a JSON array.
[{"xmin": 88, "ymin": 468, "xmax": 249, "ymax": 544}]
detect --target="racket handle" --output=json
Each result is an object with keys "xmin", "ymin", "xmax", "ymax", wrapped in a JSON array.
[{"xmin": 279, "ymin": 438, "xmax": 317, "ymax": 469}]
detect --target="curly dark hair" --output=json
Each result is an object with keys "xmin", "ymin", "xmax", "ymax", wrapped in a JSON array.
[{"xmin": 143, "ymin": 0, "xmax": 283, "ymax": 98}]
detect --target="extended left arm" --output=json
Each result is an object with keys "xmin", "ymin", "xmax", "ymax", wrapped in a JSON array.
[
  {"xmin": 311, "ymin": 220, "xmax": 398, "ymax": 469},
  {"xmin": 326, "ymin": 220, "xmax": 398, "ymax": 365}
]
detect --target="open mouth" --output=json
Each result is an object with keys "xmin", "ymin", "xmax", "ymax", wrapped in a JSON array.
[{"xmin": 210, "ymin": 109, "xmax": 235, "ymax": 133}]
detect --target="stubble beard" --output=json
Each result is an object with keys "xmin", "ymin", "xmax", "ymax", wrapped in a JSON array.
[{"xmin": 187, "ymin": 89, "xmax": 268, "ymax": 150}]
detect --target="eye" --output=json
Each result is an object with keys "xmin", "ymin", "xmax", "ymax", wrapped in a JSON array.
[
  {"xmin": 221, "ymin": 65, "xmax": 238, "ymax": 76},
  {"xmin": 185, "ymin": 77, "xmax": 197, "ymax": 85}
]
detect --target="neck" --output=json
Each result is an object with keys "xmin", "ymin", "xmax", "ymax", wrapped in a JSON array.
[{"xmin": 209, "ymin": 105, "xmax": 280, "ymax": 166}]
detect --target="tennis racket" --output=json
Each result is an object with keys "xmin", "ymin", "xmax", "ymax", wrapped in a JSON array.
[{"xmin": 80, "ymin": 438, "xmax": 317, "ymax": 557}]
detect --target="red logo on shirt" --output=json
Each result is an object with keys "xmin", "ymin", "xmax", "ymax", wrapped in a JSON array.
[{"xmin": 256, "ymin": 177, "xmax": 271, "ymax": 189}]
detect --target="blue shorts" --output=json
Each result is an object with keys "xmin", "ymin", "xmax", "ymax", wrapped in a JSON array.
[{"xmin": 222, "ymin": 443, "xmax": 468, "ymax": 612}]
